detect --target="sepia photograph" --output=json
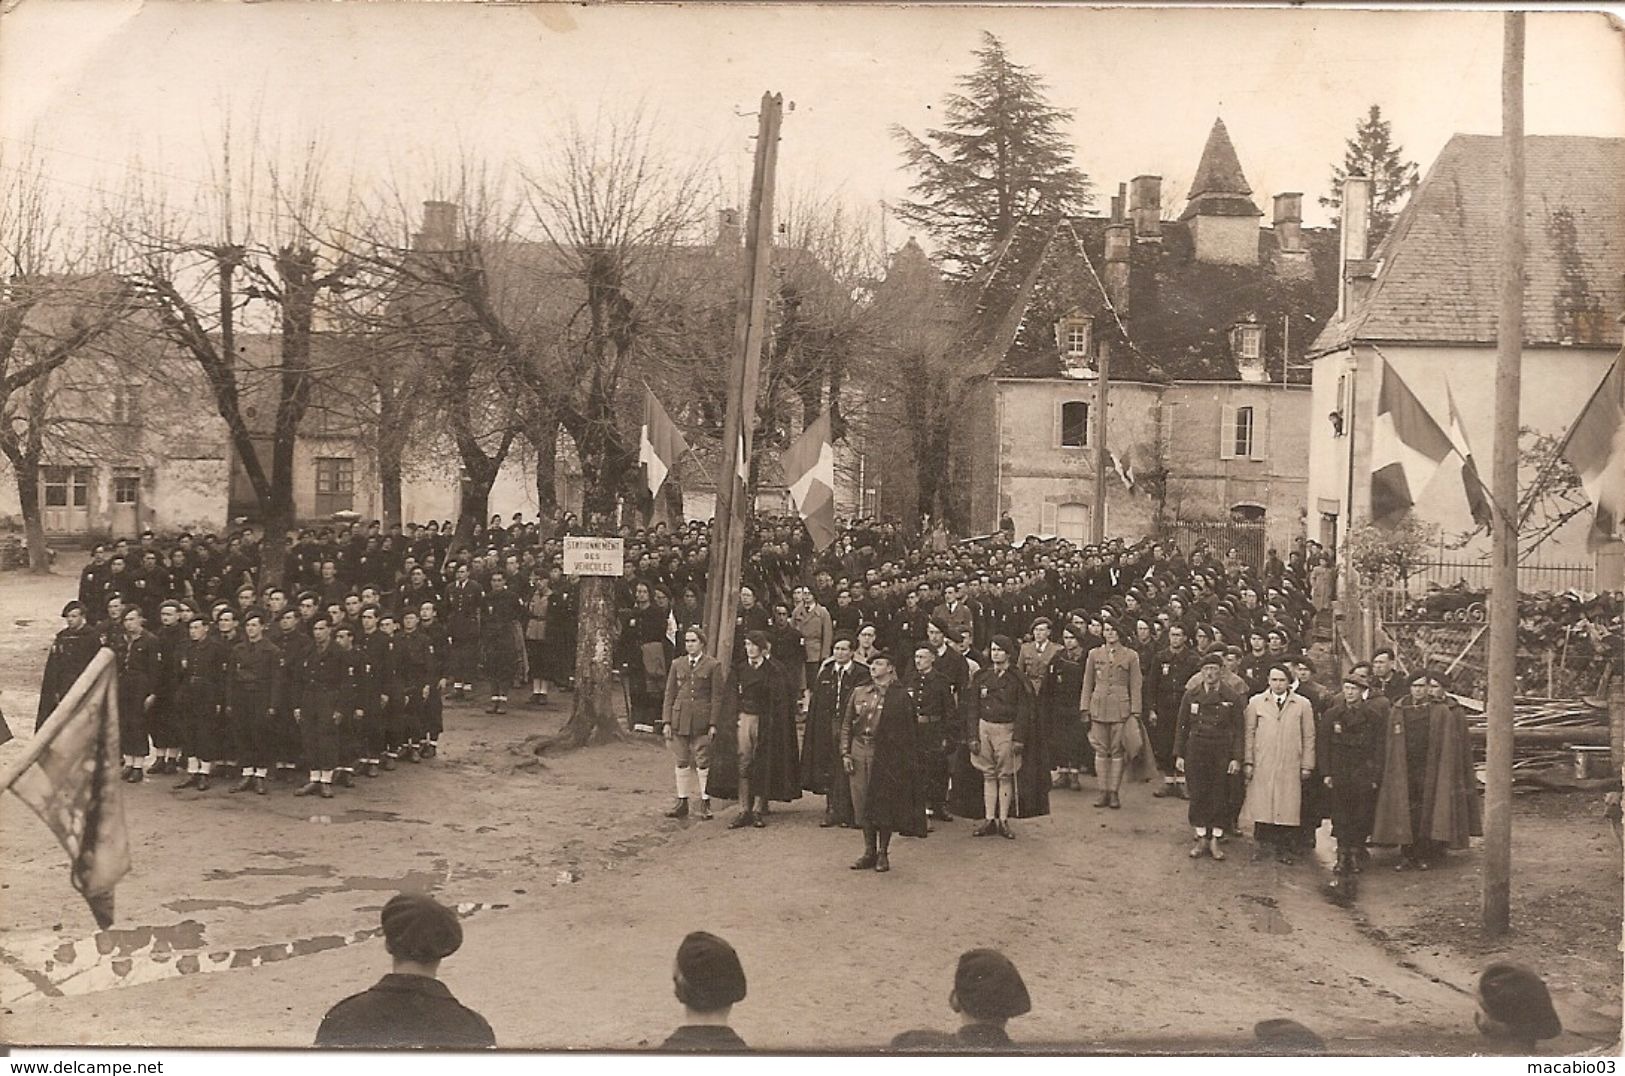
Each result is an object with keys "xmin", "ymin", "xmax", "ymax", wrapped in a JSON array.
[{"xmin": 0, "ymin": 0, "xmax": 1622, "ymax": 1061}]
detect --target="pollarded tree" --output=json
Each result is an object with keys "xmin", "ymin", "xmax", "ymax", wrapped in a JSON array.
[
  {"xmin": 891, "ymin": 31, "xmax": 1090, "ymax": 278},
  {"xmin": 1319, "ymin": 104, "xmax": 1420, "ymax": 249}
]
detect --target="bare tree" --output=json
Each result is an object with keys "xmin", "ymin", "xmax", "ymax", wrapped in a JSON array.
[
  {"xmin": 0, "ymin": 150, "xmax": 130, "ymax": 571},
  {"xmin": 116, "ymin": 126, "xmax": 361, "ymax": 584},
  {"xmin": 516, "ymin": 113, "xmax": 712, "ymax": 749}
]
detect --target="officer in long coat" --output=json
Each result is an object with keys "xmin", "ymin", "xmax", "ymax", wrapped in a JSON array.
[
  {"xmin": 802, "ymin": 634, "xmax": 870, "ymax": 826},
  {"xmin": 443, "ymin": 565, "xmax": 483, "ymax": 701},
  {"xmin": 36, "ymin": 601, "xmax": 102, "ymax": 731},
  {"xmin": 228, "ymin": 611, "xmax": 280, "ymax": 794},
  {"xmin": 1241, "ymin": 664, "xmax": 1317, "ymax": 864},
  {"xmin": 841, "ymin": 651, "xmax": 927, "ymax": 872}
]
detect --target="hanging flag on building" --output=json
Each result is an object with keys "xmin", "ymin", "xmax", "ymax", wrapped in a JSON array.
[
  {"xmin": 639, "ymin": 387, "xmax": 689, "ymax": 500},
  {"xmin": 1109, "ymin": 449, "xmax": 1136, "ymax": 492},
  {"xmin": 2, "ymin": 649, "xmax": 130, "ymax": 928},
  {"xmin": 1556, "ymin": 357, "xmax": 1624, "ymax": 546},
  {"xmin": 782, "ymin": 411, "xmax": 837, "ymax": 550},
  {"xmin": 1444, "ymin": 380, "xmax": 1494, "ymax": 530},
  {"xmin": 1370, "ymin": 357, "xmax": 1456, "ymax": 525}
]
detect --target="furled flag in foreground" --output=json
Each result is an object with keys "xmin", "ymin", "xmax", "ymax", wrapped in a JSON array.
[
  {"xmin": 1109, "ymin": 449, "xmax": 1137, "ymax": 492},
  {"xmin": 1, "ymin": 649, "xmax": 130, "ymax": 928},
  {"xmin": 639, "ymin": 387, "xmax": 689, "ymax": 500},
  {"xmin": 1370, "ymin": 357, "xmax": 1456, "ymax": 525},
  {"xmin": 1556, "ymin": 357, "xmax": 1625, "ymax": 547},
  {"xmin": 2, "ymin": 650, "xmax": 130, "ymax": 936},
  {"xmin": 1444, "ymin": 380, "xmax": 1494, "ymax": 530},
  {"xmin": 782, "ymin": 411, "xmax": 838, "ymax": 550}
]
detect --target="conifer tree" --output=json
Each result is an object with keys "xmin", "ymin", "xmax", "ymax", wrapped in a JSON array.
[{"xmin": 1320, "ymin": 104, "xmax": 1420, "ymax": 248}]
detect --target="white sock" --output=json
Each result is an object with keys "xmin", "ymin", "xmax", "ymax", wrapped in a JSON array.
[
  {"xmin": 201, "ymin": 761, "xmax": 213, "ymax": 774},
  {"xmin": 309, "ymin": 770, "xmax": 321, "ymax": 782},
  {"xmin": 675, "ymin": 765, "xmax": 690, "ymax": 799},
  {"xmin": 696, "ymin": 768, "xmax": 709, "ymax": 799},
  {"xmin": 997, "ymin": 779, "xmax": 1014, "ymax": 820}
]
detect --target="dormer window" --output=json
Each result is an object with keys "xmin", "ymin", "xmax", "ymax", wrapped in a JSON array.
[
  {"xmin": 1056, "ymin": 314, "xmax": 1094, "ymax": 378},
  {"xmin": 1232, "ymin": 324, "xmax": 1262, "ymax": 361}
]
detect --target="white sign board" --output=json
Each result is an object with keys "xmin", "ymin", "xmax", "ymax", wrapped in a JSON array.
[{"xmin": 563, "ymin": 536, "xmax": 625, "ymax": 576}]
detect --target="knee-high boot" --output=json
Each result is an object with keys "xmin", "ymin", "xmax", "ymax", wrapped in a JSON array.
[
  {"xmin": 852, "ymin": 826, "xmax": 878, "ymax": 869},
  {"xmin": 1094, "ymin": 754, "xmax": 1113, "ymax": 807}
]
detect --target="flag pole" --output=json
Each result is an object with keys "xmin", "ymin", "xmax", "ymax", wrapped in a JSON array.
[
  {"xmin": 703, "ymin": 93, "xmax": 783, "ymax": 665},
  {"xmin": 0, "ymin": 648, "xmax": 117, "ymax": 795},
  {"xmin": 1483, "ymin": 10, "xmax": 1524, "ymax": 938}
]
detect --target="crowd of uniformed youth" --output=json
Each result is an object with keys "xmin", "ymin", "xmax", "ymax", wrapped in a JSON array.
[{"xmin": 32, "ymin": 512, "xmax": 1476, "ymax": 877}]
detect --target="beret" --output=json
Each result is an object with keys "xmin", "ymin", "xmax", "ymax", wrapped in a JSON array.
[
  {"xmin": 1477, "ymin": 962, "xmax": 1561, "ymax": 1040},
  {"xmin": 743, "ymin": 630, "xmax": 772, "ymax": 650},
  {"xmin": 929, "ymin": 617, "xmax": 964, "ymax": 644},
  {"xmin": 989, "ymin": 634, "xmax": 1016, "ymax": 657},
  {"xmin": 1201, "ymin": 653, "xmax": 1224, "ymax": 667},
  {"xmin": 1253, "ymin": 1018, "xmax": 1324, "ymax": 1053},
  {"xmin": 62, "ymin": 601, "xmax": 84, "ymax": 617},
  {"xmin": 676, "ymin": 931, "xmax": 747, "ymax": 1011},
  {"xmin": 381, "ymin": 892, "xmax": 463, "ymax": 962},
  {"xmin": 954, "ymin": 949, "xmax": 1030, "ymax": 1020}
]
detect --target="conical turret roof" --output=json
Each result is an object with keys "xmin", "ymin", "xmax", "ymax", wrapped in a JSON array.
[{"xmin": 1180, "ymin": 117, "xmax": 1263, "ymax": 220}]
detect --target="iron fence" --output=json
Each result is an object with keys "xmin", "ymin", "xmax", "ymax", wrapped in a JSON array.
[{"xmin": 1396, "ymin": 558, "xmax": 1596, "ymax": 596}]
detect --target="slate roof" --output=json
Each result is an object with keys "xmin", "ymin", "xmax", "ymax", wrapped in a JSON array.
[
  {"xmin": 1310, "ymin": 134, "xmax": 1625, "ymax": 353},
  {"xmin": 1180, "ymin": 118, "xmax": 1262, "ymax": 221},
  {"xmin": 997, "ymin": 217, "xmax": 1341, "ymax": 382}
]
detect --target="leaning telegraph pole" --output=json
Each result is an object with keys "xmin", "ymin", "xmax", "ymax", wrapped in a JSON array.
[
  {"xmin": 1483, "ymin": 12, "xmax": 1524, "ymax": 936},
  {"xmin": 704, "ymin": 93, "xmax": 783, "ymax": 666}
]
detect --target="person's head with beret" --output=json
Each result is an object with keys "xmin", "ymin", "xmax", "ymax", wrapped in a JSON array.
[
  {"xmin": 951, "ymin": 949, "xmax": 1031, "ymax": 1025},
  {"xmin": 381, "ymin": 891, "xmax": 463, "ymax": 969},
  {"xmin": 1475, "ymin": 962, "xmax": 1562, "ymax": 1048},
  {"xmin": 988, "ymin": 635, "xmax": 1016, "ymax": 668},
  {"xmin": 1253, "ymin": 1018, "xmax": 1324, "ymax": 1054},
  {"xmin": 1201, "ymin": 652, "xmax": 1224, "ymax": 668},
  {"xmin": 673, "ymin": 931, "xmax": 747, "ymax": 1015},
  {"xmin": 61, "ymin": 600, "xmax": 86, "ymax": 626},
  {"xmin": 742, "ymin": 630, "xmax": 771, "ymax": 660}
]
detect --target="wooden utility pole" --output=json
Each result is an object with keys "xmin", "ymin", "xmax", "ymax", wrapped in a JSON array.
[
  {"xmin": 703, "ymin": 93, "xmax": 783, "ymax": 666},
  {"xmin": 1483, "ymin": 12, "xmax": 1524, "ymax": 937},
  {"xmin": 1092, "ymin": 340, "xmax": 1111, "ymax": 543}
]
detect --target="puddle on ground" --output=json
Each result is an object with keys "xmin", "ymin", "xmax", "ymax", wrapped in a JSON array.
[
  {"xmin": 0, "ymin": 902, "xmax": 507, "ymax": 1007},
  {"xmin": 1239, "ymin": 893, "xmax": 1294, "ymax": 935}
]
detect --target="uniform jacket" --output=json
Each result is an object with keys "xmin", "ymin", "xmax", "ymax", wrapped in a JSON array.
[
  {"xmin": 1015, "ymin": 639, "xmax": 1060, "ymax": 695},
  {"xmin": 1080, "ymin": 643, "xmax": 1142, "ymax": 723},
  {"xmin": 791, "ymin": 602, "xmax": 834, "ymax": 665},
  {"xmin": 661, "ymin": 653, "xmax": 726, "ymax": 736},
  {"xmin": 1173, "ymin": 680, "xmax": 1245, "ymax": 761},
  {"xmin": 37, "ymin": 624, "xmax": 102, "ymax": 727},
  {"xmin": 229, "ymin": 636, "xmax": 281, "ymax": 714},
  {"xmin": 1317, "ymin": 696, "xmax": 1384, "ymax": 788},
  {"xmin": 1242, "ymin": 690, "xmax": 1317, "ymax": 826},
  {"xmin": 931, "ymin": 601, "xmax": 974, "ymax": 643},
  {"xmin": 962, "ymin": 666, "xmax": 1034, "ymax": 745},
  {"xmin": 314, "ymin": 973, "xmax": 495, "ymax": 1049}
]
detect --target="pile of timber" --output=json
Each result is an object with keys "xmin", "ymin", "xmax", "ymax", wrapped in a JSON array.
[{"xmin": 1456, "ymin": 695, "xmax": 1611, "ymax": 768}]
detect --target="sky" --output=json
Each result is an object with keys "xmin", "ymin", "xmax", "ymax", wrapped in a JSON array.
[{"xmin": 2, "ymin": 3, "xmax": 1622, "ymax": 244}]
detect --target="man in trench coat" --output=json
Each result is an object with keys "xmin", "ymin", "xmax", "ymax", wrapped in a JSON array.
[{"xmin": 1242, "ymin": 664, "xmax": 1316, "ymax": 864}]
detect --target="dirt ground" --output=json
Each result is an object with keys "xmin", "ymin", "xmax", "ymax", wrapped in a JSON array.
[{"xmin": 1, "ymin": 557, "xmax": 1619, "ymax": 1053}]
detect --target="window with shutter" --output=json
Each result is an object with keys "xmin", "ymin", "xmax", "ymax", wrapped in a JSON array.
[
  {"xmin": 1249, "ymin": 403, "xmax": 1268, "ymax": 461},
  {"xmin": 1219, "ymin": 404, "xmax": 1237, "ymax": 460},
  {"xmin": 1041, "ymin": 502, "xmax": 1058, "ymax": 534}
]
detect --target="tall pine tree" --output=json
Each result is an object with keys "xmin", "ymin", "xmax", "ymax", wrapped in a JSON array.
[
  {"xmin": 891, "ymin": 32, "xmax": 1090, "ymax": 277},
  {"xmin": 1320, "ymin": 104, "xmax": 1420, "ymax": 249}
]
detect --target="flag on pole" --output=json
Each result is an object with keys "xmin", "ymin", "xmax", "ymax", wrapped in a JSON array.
[
  {"xmin": 1556, "ymin": 357, "xmax": 1625, "ymax": 545},
  {"xmin": 1370, "ymin": 357, "xmax": 1455, "ymax": 525},
  {"xmin": 2, "ymin": 649, "xmax": 130, "ymax": 928},
  {"xmin": 1109, "ymin": 449, "xmax": 1136, "ymax": 492},
  {"xmin": 1444, "ymin": 380, "xmax": 1494, "ymax": 530},
  {"xmin": 782, "ymin": 411, "xmax": 838, "ymax": 550},
  {"xmin": 639, "ymin": 387, "xmax": 689, "ymax": 500}
]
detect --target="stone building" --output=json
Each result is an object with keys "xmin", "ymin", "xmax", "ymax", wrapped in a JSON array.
[
  {"xmin": 1306, "ymin": 133, "xmax": 1623, "ymax": 580},
  {"xmin": 958, "ymin": 118, "xmax": 1340, "ymax": 552}
]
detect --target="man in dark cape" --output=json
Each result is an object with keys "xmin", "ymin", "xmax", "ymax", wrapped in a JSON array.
[
  {"xmin": 842, "ymin": 651, "xmax": 927, "ymax": 873},
  {"xmin": 37, "ymin": 601, "xmax": 102, "ymax": 730},
  {"xmin": 801, "ymin": 634, "xmax": 869, "ymax": 825},
  {"xmin": 1372, "ymin": 674, "xmax": 1481, "ymax": 867}
]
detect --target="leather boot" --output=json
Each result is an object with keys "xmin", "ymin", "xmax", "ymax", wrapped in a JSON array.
[
  {"xmin": 362, "ymin": 761, "xmax": 378, "ymax": 778},
  {"xmin": 319, "ymin": 782, "xmax": 335, "ymax": 799},
  {"xmin": 254, "ymin": 776, "xmax": 268, "ymax": 795},
  {"xmin": 174, "ymin": 772, "xmax": 199, "ymax": 790},
  {"xmin": 851, "ymin": 830, "xmax": 878, "ymax": 870},
  {"xmin": 421, "ymin": 742, "xmax": 436, "ymax": 759},
  {"xmin": 196, "ymin": 773, "xmax": 212, "ymax": 792},
  {"xmin": 381, "ymin": 755, "xmax": 397, "ymax": 771},
  {"xmin": 295, "ymin": 780, "xmax": 320, "ymax": 797},
  {"xmin": 693, "ymin": 797, "xmax": 712, "ymax": 821},
  {"xmin": 664, "ymin": 798, "xmax": 690, "ymax": 819},
  {"xmin": 231, "ymin": 775, "xmax": 253, "ymax": 793},
  {"xmin": 335, "ymin": 770, "xmax": 354, "ymax": 788}
]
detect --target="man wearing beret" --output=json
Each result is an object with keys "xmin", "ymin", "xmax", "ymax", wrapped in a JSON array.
[
  {"xmin": 316, "ymin": 892, "xmax": 494, "ymax": 1049},
  {"xmin": 36, "ymin": 600, "xmax": 102, "ymax": 731},
  {"xmin": 660, "ymin": 931, "xmax": 749, "ymax": 1051},
  {"xmin": 891, "ymin": 948, "xmax": 1031, "ymax": 1051},
  {"xmin": 1474, "ymin": 962, "xmax": 1563, "ymax": 1053}
]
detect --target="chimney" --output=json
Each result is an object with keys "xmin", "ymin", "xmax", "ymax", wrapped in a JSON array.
[
  {"xmin": 1272, "ymin": 192, "xmax": 1303, "ymax": 252},
  {"xmin": 413, "ymin": 200, "xmax": 460, "ymax": 252},
  {"xmin": 1104, "ymin": 190, "xmax": 1132, "ymax": 316},
  {"xmin": 1338, "ymin": 175, "xmax": 1372, "ymax": 317},
  {"xmin": 1129, "ymin": 174, "xmax": 1162, "ymax": 239},
  {"xmin": 716, "ymin": 207, "xmax": 742, "ymax": 250}
]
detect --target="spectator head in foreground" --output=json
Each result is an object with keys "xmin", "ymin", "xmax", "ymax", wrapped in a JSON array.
[
  {"xmin": 662, "ymin": 931, "xmax": 749, "ymax": 1051},
  {"xmin": 1253, "ymin": 1018, "xmax": 1325, "ymax": 1054},
  {"xmin": 314, "ymin": 892, "xmax": 494, "ymax": 1049},
  {"xmin": 1475, "ymin": 962, "xmax": 1562, "ymax": 1051}
]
